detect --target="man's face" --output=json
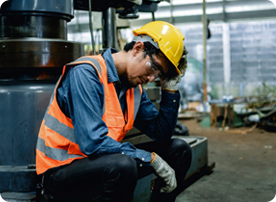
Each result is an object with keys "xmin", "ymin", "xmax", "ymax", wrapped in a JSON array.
[{"xmin": 126, "ymin": 50, "xmax": 170, "ymax": 87}]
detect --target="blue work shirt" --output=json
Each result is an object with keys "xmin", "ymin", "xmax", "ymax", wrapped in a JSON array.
[{"xmin": 57, "ymin": 48, "xmax": 180, "ymax": 167}]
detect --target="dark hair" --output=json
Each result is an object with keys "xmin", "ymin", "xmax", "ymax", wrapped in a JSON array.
[
  {"xmin": 164, "ymin": 46, "xmax": 189, "ymax": 82},
  {"xmin": 123, "ymin": 41, "xmax": 136, "ymax": 52}
]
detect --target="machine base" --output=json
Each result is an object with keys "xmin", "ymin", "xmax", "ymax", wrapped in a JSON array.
[{"xmin": 1, "ymin": 136, "xmax": 210, "ymax": 201}]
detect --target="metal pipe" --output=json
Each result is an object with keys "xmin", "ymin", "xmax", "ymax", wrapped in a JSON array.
[
  {"xmin": 223, "ymin": 0, "xmax": 226, "ymax": 22},
  {"xmin": 151, "ymin": 12, "xmax": 155, "ymax": 21},
  {"xmin": 170, "ymin": 2, "xmax": 173, "ymax": 24},
  {"xmin": 223, "ymin": 23, "xmax": 231, "ymax": 88},
  {"xmin": 102, "ymin": 7, "xmax": 118, "ymax": 50},
  {"xmin": 202, "ymin": 0, "xmax": 207, "ymax": 102},
  {"xmin": 88, "ymin": 0, "xmax": 96, "ymax": 55}
]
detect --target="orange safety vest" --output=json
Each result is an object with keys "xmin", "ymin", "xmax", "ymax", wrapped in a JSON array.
[{"xmin": 36, "ymin": 55, "xmax": 143, "ymax": 175}]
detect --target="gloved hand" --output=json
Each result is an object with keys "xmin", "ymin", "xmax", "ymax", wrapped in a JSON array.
[
  {"xmin": 160, "ymin": 77, "xmax": 181, "ymax": 92},
  {"xmin": 150, "ymin": 152, "xmax": 177, "ymax": 193}
]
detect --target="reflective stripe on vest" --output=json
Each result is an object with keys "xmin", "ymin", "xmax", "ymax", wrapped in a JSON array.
[
  {"xmin": 36, "ymin": 55, "xmax": 142, "ymax": 175},
  {"xmin": 37, "ymin": 137, "xmax": 83, "ymax": 161}
]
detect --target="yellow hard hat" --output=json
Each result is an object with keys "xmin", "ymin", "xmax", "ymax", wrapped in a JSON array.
[{"xmin": 133, "ymin": 21, "xmax": 185, "ymax": 75}]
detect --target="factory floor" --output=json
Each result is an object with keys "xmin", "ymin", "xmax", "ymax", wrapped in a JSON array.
[{"xmin": 175, "ymin": 119, "xmax": 276, "ymax": 202}]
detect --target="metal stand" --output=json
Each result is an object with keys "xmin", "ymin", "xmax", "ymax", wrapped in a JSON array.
[{"xmin": 101, "ymin": 7, "xmax": 119, "ymax": 51}]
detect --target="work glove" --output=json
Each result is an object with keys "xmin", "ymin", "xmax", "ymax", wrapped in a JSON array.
[
  {"xmin": 160, "ymin": 76, "xmax": 181, "ymax": 92},
  {"xmin": 151, "ymin": 152, "xmax": 177, "ymax": 193}
]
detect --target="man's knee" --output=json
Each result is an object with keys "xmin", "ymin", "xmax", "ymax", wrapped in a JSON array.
[
  {"xmin": 168, "ymin": 138, "xmax": 192, "ymax": 167},
  {"xmin": 172, "ymin": 138, "xmax": 191, "ymax": 155},
  {"xmin": 106, "ymin": 154, "xmax": 138, "ymax": 184},
  {"xmin": 101, "ymin": 155, "xmax": 137, "ymax": 201}
]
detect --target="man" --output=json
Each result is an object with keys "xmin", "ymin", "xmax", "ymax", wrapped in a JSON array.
[{"xmin": 36, "ymin": 21, "xmax": 191, "ymax": 202}]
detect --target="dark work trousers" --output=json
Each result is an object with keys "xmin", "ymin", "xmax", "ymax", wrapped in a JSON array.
[{"xmin": 42, "ymin": 138, "xmax": 192, "ymax": 202}]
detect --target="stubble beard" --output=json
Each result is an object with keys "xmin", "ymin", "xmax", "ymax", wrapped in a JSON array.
[{"xmin": 128, "ymin": 75, "xmax": 139, "ymax": 87}]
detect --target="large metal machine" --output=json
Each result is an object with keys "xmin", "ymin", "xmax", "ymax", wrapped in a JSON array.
[
  {"xmin": 0, "ymin": 0, "xmax": 162, "ymax": 194},
  {"xmin": 0, "ymin": 0, "xmax": 83, "ymax": 192},
  {"xmin": 0, "ymin": 1, "xmax": 210, "ymax": 201}
]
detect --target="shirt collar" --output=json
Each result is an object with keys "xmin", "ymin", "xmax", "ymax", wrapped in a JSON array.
[
  {"xmin": 102, "ymin": 48, "xmax": 120, "ymax": 84},
  {"xmin": 102, "ymin": 48, "xmax": 133, "ymax": 93}
]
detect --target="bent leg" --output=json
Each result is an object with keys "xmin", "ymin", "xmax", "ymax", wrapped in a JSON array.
[
  {"xmin": 43, "ymin": 154, "xmax": 138, "ymax": 202},
  {"xmin": 136, "ymin": 138, "xmax": 192, "ymax": 202}
]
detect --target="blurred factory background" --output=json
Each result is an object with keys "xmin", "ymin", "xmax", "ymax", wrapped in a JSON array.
[
  {"xmin": 0, "ymin": 0, "xmax": 276, "ymax": 202},
  {"xmin": 67, "ymin": 0, "xmax": 276, "ymax": 102}
]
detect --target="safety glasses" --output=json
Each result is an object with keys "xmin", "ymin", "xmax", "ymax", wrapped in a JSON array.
[{"xmin": 145, "ymin": 50, "xmax": 165, "ymax": 79}]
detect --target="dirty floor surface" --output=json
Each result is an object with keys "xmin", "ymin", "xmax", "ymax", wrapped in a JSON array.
[{"xmin": 176, "ymin": 119, "xmax": 276, "ymax": 202}]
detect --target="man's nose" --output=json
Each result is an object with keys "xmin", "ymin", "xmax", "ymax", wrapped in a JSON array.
[{"xmin": 147, "ymin": 74, "xmax": 157, "ymax": 83}]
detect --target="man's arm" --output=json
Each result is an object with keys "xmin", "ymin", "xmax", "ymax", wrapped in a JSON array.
[{"xmin": 134, "ymin": 88, "xmax": 180, "ymax": 141}]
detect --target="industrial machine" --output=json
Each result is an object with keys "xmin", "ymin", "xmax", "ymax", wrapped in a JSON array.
[{"xmin": 0, "ymin": 0, "xmax": 210, "ymax": 201}]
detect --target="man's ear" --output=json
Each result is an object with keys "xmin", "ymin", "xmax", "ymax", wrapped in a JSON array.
[{"xmin": 132, "ymin": 41, "xmax": 144, "ymax": 57}]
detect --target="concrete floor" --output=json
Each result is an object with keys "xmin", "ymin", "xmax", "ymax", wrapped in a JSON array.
[
  {"xmin": 1, "ymin": 119, "xmax": 276, "ymax": 202},
  {"xmin": 176, "ymin": 119, "xmax": 276, "ymax": 202}
]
